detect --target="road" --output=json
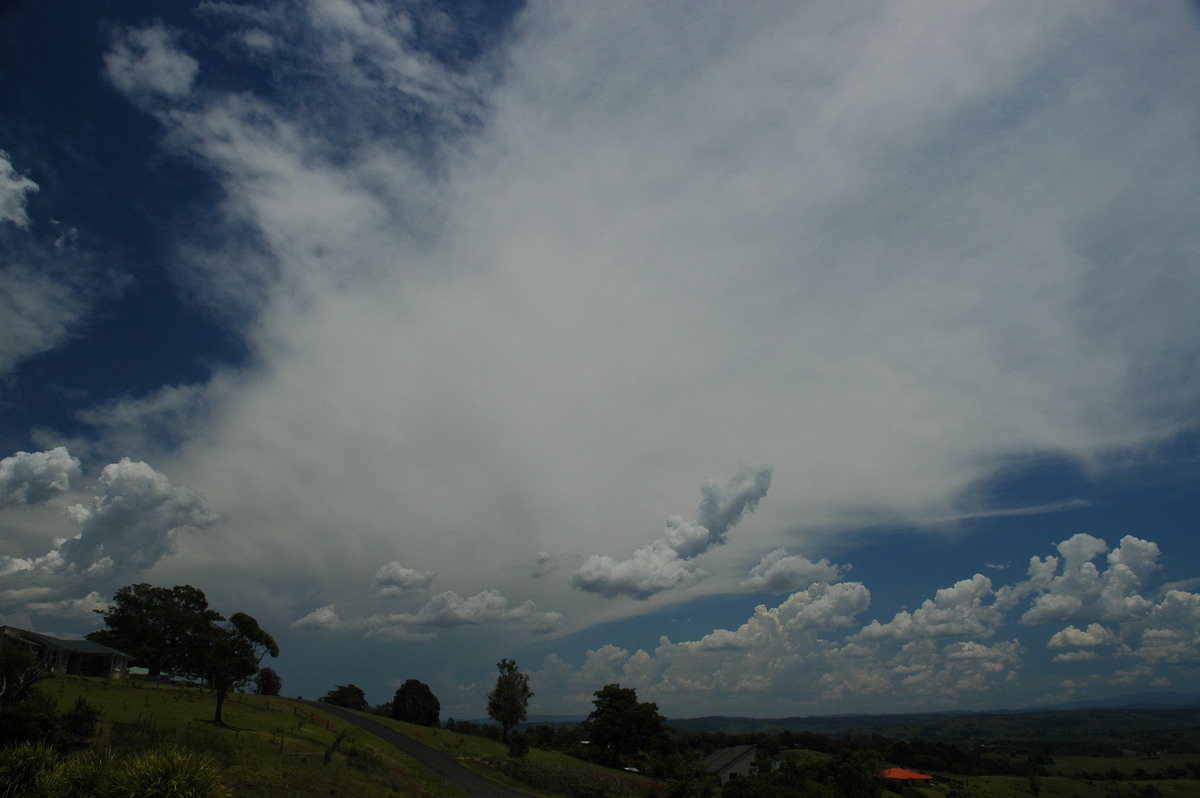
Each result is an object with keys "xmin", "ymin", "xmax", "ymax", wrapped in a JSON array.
[{"xmin": 300, "ymin": 701, "xmax": 535, "ymax": 797}]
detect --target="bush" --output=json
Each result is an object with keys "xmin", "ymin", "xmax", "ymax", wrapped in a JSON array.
[{"xmin": 62, "ymin": 696, "xmax": 101, "ymax": 741}]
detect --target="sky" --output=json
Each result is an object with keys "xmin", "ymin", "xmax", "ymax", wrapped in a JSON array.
[{"xmin": 2, "ymin": 0, "xmax": 1200, "ymax": 721}]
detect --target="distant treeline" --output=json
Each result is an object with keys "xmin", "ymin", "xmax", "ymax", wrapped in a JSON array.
[
  {"xmin": 668, "ymin": 708, "xmax": 1200, "ymax": 753},
  {"xmin": 444, "ymin": 710, "xmax": 1200, "ymax": 777}
]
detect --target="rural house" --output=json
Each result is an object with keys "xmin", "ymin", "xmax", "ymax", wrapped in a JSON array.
[
  {"xmin": 0, "ymin": 625, "xmax": 132, "ymax": 679},
  {"xmin": 703, "ymin": 745, "xmax": 775, "ymax": 782}
]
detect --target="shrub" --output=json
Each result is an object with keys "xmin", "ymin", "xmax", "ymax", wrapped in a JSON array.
[{"xmin": 62, "ymin": 696, "xmax": 101, "ymax": 741}]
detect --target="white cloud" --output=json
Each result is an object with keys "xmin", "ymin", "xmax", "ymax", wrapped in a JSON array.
[
  {"xmin": 1021, "ymin": 534, "xmax": 1160, "ymax": 625},
  {"xmin": 743, "ymin": 548, "xmax": 845, "ymax": 593},
  {"xmin": 374, "ymin": 561, "xmax": 435, "ymax": 597},
  {"xmin": 292, "ymin": 588, "xmax": 561, "ymax": 639},
  {"xmin": 572, "ymin": 542, "xmax": 707, "ymax": 601},
  {"xmin": 387, "ymin": 589, "xmax": 561, "ymax": 632},
  {"xmin": 25, "ymin": 591, "xmax": 109, "ymax": 620},
  {"xmin": 104, "ymin": 24, "xmax": 199, "ymax": 101},
  {"xmin": 0, "ymin": 152, "xmax": 124, "ymax": 376},
  {"xmin": 1047, "ymin": 622, "xmax": 1117, "ymax": 648},
  {"xmin": 0, "ymin": 448, "xmax": 80, "ymax": 507},
  {"xmin": 856, "ymin": 574, "xmax": 1005, "ymax": 641},
  {"xmin": 20, "ymin": 0, "xmax": 1200, "ymax": 713},
  {"xmin": 572, "ymin": 466, "xmax": 771, "ymax": 599},
  {"xmin": 0, "ymin": 151, "xmax": 38, "ymax": 228},
  {"xmin": 0, "ymin": 457, "xmax": 218, "ymax": 605},
  {"xmin": 291, "ymin": 604, "xmax": 343, "ymax": 630}
]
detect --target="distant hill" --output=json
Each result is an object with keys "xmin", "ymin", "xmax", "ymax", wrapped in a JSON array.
[
  {"xmin": 1029, "ymin": 691, "xmax": 1200, "ymax": 711},
  {"xmin": 507, "ymin": 694, "xmax": 1200, "ymax": 750},
  {"xmin": 663, "ymin": 697, "xmax": 1200, "ymax": 750}
]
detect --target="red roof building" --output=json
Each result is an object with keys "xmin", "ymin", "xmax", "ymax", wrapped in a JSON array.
[{"xmin": 881, "ymin": 767, "xmax": 933, "ymax": 781}]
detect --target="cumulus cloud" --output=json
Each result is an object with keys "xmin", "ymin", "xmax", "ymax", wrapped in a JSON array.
[
  {"xmin": 1048, "ymin": 622, "xmax": 1117, "ymax": 649},
  {"xmin": 0, "ymin": 448, "xmax": 80, "ymax": 508},
  {"xmin": 1021, "ymin": 534, "xmax": 1160, "ymax": 625},
  {"xmin": 104, "ymin": 23, "xmax": 199, "ymax": 101},
  {"xmin": 0, "ymin": 457, "xmax": 218, "ymax": 602},
  {"xmin": 856, "ymin": 574, "xmax": 1006, "ymax": 642},
  {"xmin": 374, "ymin": 561, "xmax": 435, "ymax": 597},
  {"xmin": 743, "ymin": 548, "xmax": 845, "ymax": 592},
  {"xmin": 0, "ymin": 150, "xmax": 38, "ymax": 228},
  {"xmin": 573, "ymin": 465, "xmax": 772, "ymax": 599}
]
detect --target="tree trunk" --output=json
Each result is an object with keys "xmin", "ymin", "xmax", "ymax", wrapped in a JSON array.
[{"xmin": 213, "ymin": 679, "xmax": 228, "ymax": 724}]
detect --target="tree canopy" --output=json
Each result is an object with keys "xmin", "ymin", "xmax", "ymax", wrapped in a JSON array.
[
  {"xmin": 391, "ymin": 679, "xmax": 441, "ymax": 727},
  {"xmin": 255, "ymin": 667, "xmax": 282, "ymax": 696},
  {"xmin": 583, "ymin": 683, "xmax": 671, "ymax": 767},
  {"xmin": 320, "ymin": 684, "xmax": 369, "ymax": 711},
  {"xmin": 87, "ymin": 583, "xmax": 221, "ymax": 677},
  {"xmin": 487, "ymin": 658, "xmax": 533, "ymax": 742}
]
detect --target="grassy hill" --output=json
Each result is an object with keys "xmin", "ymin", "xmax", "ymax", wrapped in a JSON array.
[
  {"xmin": 41, "ymin": 675, "xmax": 458, "ymax": 798},
  {"xmin": 39, "ymin": 675, "xmax": 661, "ymax": 798}
]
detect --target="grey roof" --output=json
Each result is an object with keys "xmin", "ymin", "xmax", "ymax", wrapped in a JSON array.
[
  {"xmin": 2, "ymin": 626, "xmax": 132, "ymax": 659},
  {"xmin": 703, "ymin": 745, "xmax": 757, "ymax": 774}
]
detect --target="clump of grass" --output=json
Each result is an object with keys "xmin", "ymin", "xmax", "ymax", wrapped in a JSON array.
[
  {"xmin": 109, "ymin": 747, "xmax": 232, "ymax": 798},
  {"xmin": 0, "ymin": 740, "xmax": 60, "ymax": 798},
  {"xmin": 39, "ymin": 747, "xmax": 116, "ymax": 798}
]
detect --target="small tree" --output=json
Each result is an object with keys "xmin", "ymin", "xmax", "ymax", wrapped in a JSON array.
[
  {"xmin": 391, "ymin": 679, "xmax": 440, "ymax": 727},
  {"xmin": 487, "ymin": 658, "xmax": 532, "ymax": 742},
  {"xmin": 583, "ymin": 683, "xmax": 670, "ymax": 768},
  {"xmin": 255, "ymin": 666, "xmax": 282, "ymax": 696},
  {"xmin": 204, "ymin": 612, "xmax": 279, "ymax": 725},
  {"xmin": 320, "ymin": 684, "xmax": 369, "ymax": 710}
]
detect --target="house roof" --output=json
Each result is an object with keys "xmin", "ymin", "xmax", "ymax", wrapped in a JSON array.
[
  {"xmin": 882, "ymin": 767, "xmax": 933, "ymax": 780},
  {"xmin": 1, "ymin": 626, "xmax": 132, "ymax": 660},
  {"xmin": 703, "ymin": 745, "xmax": 758, "ymax": 774}
]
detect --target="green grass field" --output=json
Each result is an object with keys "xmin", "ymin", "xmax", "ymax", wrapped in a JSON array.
[{"xmin": 44, "ymin": 675, "xmax": 458, "ymax": 798}]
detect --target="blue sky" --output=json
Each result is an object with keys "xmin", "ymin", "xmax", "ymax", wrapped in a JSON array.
[{"xmin": 2, "ymin": 0, "xmax": 1200, "ymax": 720}]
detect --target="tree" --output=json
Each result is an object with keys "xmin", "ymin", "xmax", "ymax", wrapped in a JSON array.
[
  {"xmin": 88, "ymin": 583, "xmax": 221, "ymax": 678},
  {"xmin": 583, "ymin": 683, "xmax": 671, "ymax": 768},
  {"xmin": 320, "ymin": 684, "xmax": 369, "ymax": 710},
  {"xmin": 391, "ymin": 679, "xmax": 440, "ymax": 727},
  {"xmin": 487, "ymin": 658, "xmax": 532, "ymax": 742},
  {"xmin": 89, "ymin": 583, "xmax": 279, "ymax": 725},
  {"xmin": 203, "ymin": 612, "xmax": 279, "ymax": 725},
  {"xmin": 255, "ymin": 666, "xmax": 282, "ymax": 696}
]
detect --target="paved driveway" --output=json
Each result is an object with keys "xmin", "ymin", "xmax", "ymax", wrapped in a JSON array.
[{"xmin": 301, "ymin": 701, "xmax": 534, "ymax": 797}]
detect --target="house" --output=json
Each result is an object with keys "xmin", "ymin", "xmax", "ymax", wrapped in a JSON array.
[
  {"xmin": 703, "ymin": 745, "xmax": 774, "ymax": 783},
  {"xmin": 882, "ymin": 767, "xmax": 934, "ymax": 783},
  {"xmin": 0, "ymin": 625, "xmax": 132, "ymax": 679}
]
